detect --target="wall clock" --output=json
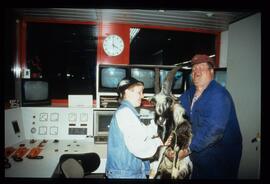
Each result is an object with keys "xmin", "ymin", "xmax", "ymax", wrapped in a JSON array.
[{"xmin": 103, "ymin": 34, "xmax": 124, "ymax": 56}]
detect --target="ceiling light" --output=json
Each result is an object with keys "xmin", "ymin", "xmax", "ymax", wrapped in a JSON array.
[
  {"xmin": 206, "ymin": 12, "xmax": 214, "ymax": 17},
  {"xmin": 130, "ymin": 28, "xmax": 140, "ymax": 43}
]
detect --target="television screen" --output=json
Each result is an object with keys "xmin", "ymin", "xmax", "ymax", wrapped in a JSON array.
[
  {"xmin": 185, "ymin": 68, "xmax": 227, "ymax": 90},
  {"xmin": 185, "ymin": 72, "xmax": 193, "ymax": 90},
  {"xmin": 21, "ymin": 79, "xmax": 50, "ymax": 106},
  {"xmin": 98, "ymin": 115, "xmax": 112, "ymax": 132},
  {"xmin": 24, "ymin": 81, "xmax": 48, "ymax": 101},
  {"xmin": 215, "ymin": 70, "xmax": 227, "ymax": 87},
  {"xmin": 100, "ymin": 67, "xmax": 127, "ymax": 89},
  {"xmin": 131, "ymin": 68, "xmax": 155, "ymax": 90},
  {"xmin": 94, "ymin": 110, "xmax": 114, "ymax": 136},
  {"xmin": 160, "ymin": 69, "xmax": 184, "ymax": 93}
]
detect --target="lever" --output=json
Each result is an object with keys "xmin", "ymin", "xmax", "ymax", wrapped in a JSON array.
[
  {"xmin": 12, "ymin": 155, "xmax": 23, "ymax": 162},
  {"xmin": 27, "ymin": 155, "xmax": 44, "ymax": 159}
]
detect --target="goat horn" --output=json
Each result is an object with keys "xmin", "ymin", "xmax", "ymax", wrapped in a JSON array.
[
  {"xmin": 154, "ymin": 68, "xmax": 160, "ymax": 94},
  {"xmin": 162, "ymin": 65, "xmax": 182, "ymax": 95}
]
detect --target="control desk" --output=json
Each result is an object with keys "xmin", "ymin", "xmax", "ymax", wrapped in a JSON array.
[
  {"xmin": 5, "ymin": 139, "xmax": 107, "ymax": 178},
  {"xmin": 4, "ymin": 107, "xmax": 107, "ymax": 178},
  {"xmin": 4, "ymin": 106, "xmax": 155, "ymax": 178}
]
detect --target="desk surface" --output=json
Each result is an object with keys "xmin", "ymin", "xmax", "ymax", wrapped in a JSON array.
[{"xmin": 5, "ymin": 139, "xmax": 107, "ymax": 178}]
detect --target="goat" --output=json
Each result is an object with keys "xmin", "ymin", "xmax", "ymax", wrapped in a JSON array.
[{"xmin": 149, "ymin": 66, "xmax": 193, "ymax": 179}]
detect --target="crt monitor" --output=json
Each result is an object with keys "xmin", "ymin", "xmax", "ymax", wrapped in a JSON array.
[
  {"xmin": 94, "ymin": 110, "xmax": 115, "ymax": 136},
  {"xmin": 93, "ymin": 110, "xmax": 114, "ymax": 143},
  {"xmin": 21, "ymin": 78, "xmax": 51, "ymax": 106},
  {"xmin": 131, "ymin": 67, "xmax": 155, "ymax": 93},
  {"xmin": 185, "ymin": 71, "xmax": 193, "ymax": 90},
  {"xmin": 160, "ymin": 69, "xmax": 185, "ymax": 94},
  {"xmin": 185, "ymin": 68, "xmax": 227, "ymax": 90},
  {"xmin": 99, "ymin": 66, "xmax": 127, "ymax": 92},
  {"xmin": 214, "ymin": 69, "xmax": 227, "ymax": 87}
]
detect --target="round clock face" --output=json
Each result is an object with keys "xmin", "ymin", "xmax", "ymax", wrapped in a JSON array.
[{"xmin": 103, "ymin": 34, "xmax": 124, "ymax": 56}]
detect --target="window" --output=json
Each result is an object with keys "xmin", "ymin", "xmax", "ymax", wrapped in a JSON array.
[
  {"xmin": 130, "ymin": 28, "xmax": 217, "ymax": 65},
  {"xmin": 26, "ymin": 22, "xmax": 98, "ymax": 99}
]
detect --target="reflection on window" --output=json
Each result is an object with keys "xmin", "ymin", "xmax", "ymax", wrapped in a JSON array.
[
  {"xmin": 130, "ymin": 28, "xmax": 217, "ymax": 66},
  {"xmin": 26, "ymin": 22, "xmax": 97, "ymax": 99}
]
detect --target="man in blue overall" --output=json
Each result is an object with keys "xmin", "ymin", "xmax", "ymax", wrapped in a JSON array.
[{"xmin": 179, "ymin": 54, "xmax": 242, "ymax": 179}]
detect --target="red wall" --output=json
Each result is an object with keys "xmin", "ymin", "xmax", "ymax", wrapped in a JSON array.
[{"xmin": 97, "ymin": 23, "xmax": 130, "ymax": 65}]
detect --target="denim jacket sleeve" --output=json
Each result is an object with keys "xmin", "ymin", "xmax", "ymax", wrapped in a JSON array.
[{"xmin": 116, "ymin": 107, "xmax": 163, "ymax": 158}]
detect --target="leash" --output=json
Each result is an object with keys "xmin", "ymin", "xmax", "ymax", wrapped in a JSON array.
[{"xmin": 164, "ymin": 128, "xmax": 192, "ymax": 164}]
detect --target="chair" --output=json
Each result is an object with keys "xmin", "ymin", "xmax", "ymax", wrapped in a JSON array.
[
  {"xmin": 60, "ymin": 158, "xmax": 84, "ymax": 178},
  {"xmin": 53, "ymin": 152, "xmax": 101, "ymax": 178}
]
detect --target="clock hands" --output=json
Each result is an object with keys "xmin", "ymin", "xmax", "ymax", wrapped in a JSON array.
[
  {"xmin": 112, "ymin": 43, "xmax": 119, "ymax": 50},
  {"xmin": 112, "ymin": 36, "xmax": 119, "ymax": 50},
  {"xmin": 103, "ymin": 34, "xmax": 124, "ymax": 56}
]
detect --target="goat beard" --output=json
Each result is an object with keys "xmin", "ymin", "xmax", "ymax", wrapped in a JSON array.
[
  {"xmin": 156, "ymin": 116, "xmax": 167, "ymax": 126},
  {"xmin": 155, "ymin": 110, "xmax": 175, "ymax": 142}
]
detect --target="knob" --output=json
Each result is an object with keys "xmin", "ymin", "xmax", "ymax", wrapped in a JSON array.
[{"xmin": 31, "ymin": 127, "xmax": 37, "ymax": 134}]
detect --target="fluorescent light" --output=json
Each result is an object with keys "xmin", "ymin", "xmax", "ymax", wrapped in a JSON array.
[{"xmin": 130, "ymin": 28, "xmax": 140, "ymax": 43}]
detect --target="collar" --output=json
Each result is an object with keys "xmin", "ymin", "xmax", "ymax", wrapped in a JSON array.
[
  {"xmin": 190, "ymin": 79, "xmax": 215, "ymax": 98},
  {"xmin": 120, "ymin": 100, "xmax": 140, "ymax": 117}
]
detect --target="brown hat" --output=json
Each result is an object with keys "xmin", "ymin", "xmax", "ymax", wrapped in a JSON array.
[{"xmin": 191, "ymin": 54, "xmax": 214, "ymax": 67}]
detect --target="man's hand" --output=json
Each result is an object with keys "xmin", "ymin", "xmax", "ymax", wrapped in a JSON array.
[
  {"xmin": 178, "ymin": 149, "xmax": 190, "ymax": 160},
  {"xmin": 164, "ymin": 134, "xmax": 173, "ymax": 146},
  {"xmin": 165, "ymin": 148, "xmax": 190, "ymax": 161},
  {"xmin": 165, "ymin": 147, "xmax": 175, "ymax": 161}
]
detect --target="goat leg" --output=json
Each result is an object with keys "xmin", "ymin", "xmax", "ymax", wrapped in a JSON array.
[{"xmin": 149, "ymin": 146, "xmax": 167, "ymax": 179}]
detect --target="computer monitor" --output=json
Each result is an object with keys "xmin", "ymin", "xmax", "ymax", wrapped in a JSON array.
[
  {"xmin": 185, "ymin": 68, "xmax": 227, "ymax": 90},
  {"xmin": 185, "ymin": 71, "xmax": 193, "ymax": 90},
  {"xmin": 214, "ymin": 68, "xmax": 227, "ymax": 87},
  {"xmin": 99, "ymin": 66, "xmax": 127, "ymax": 92},
  {"xmin": 131, "ymin": 67, "xmax": 155, "ymax": 94},
  {"xmin": 21, "ymin": 78, "xmax": 51, "ymax": 106},
  {"xmin": 93, "ymin": 109, "xmax": 115, "ymax": 143},
  {"xmin": 159, "ymin": 68, "xmax": 185, "ymax": 94}
]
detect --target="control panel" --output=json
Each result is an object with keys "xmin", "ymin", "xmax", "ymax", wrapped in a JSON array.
[
  {"xmin": 5, "ymin": 107, "xmax": 106, "ymax": 178},
  {"xmin": 21, "ymin": 107, "xmax": 94, "ymax": 141},
  {"xmin": 5, "ymin": 139, "xmax": 107, "ymax": 178},
  {"xmin": 4, "ymin": 106, "xmax": 155, "ymax": 178}
]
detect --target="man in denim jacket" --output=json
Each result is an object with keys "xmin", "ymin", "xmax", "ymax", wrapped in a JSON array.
[
  {"xmin": 179, "ymin": 54, "xmax": 242, "ymax": 179},
  {"xmin": 105, "ymin": 77, "xmax": 171, "ymax": 179}
]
